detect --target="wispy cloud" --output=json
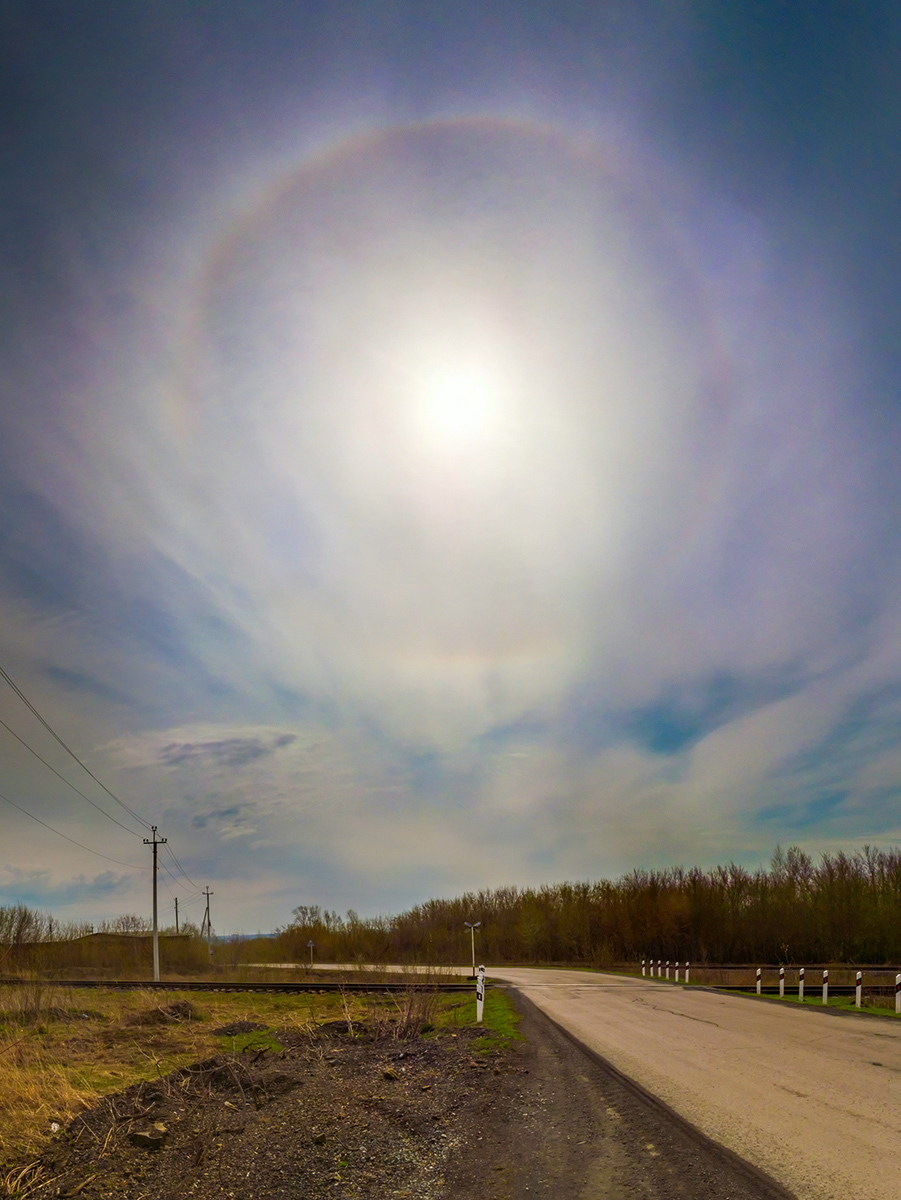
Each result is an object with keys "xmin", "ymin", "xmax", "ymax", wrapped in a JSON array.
[
  {"xmin": 160, "ymin": 734, "xmax": 297, "ymax": 769},
  {"xmin": 0, "ymin": 6, "xmax": 898, "ymax": 930}
]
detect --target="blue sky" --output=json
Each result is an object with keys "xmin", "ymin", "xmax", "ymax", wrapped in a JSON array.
[{"xmin": 1, "ymin": 2, "xmax": 901, "ymax": 931}]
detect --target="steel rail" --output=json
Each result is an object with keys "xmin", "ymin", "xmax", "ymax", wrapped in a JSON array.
[{"xmin": 0, "ymin": 977, "xmax": 477, "ymax": 994}]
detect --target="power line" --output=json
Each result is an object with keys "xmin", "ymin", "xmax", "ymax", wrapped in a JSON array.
[
  {"xmin": 0, "ymin": 716, "xmax": 143, "ymax": 837},
  {"xmin": 0, "ymin": 662, "xmax": 152, "ymax": 831},
  {"xmin": 164, "ymin": 843, "xmax": 202, "ymax": 892},
  {"xmin": 0, "ymin": 789, "xmax": 142, "ymax": 869},
  {"xmin": 159, "ymin": 857, "xmax": 202, "ymax": 898}
]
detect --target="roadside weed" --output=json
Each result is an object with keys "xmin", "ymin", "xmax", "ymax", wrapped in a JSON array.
[{"xmin": 436, "ymin": 988, "xmax": 522, "ymax": 1051}]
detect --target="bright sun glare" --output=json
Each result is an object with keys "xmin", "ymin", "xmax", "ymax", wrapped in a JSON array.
[{"xmin": 420, "ymin": 363, "xmax": 502, "ymax": 443}]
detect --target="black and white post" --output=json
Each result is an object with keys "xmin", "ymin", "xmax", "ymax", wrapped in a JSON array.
[
  {"xmin": 641, "ymin": 958, "xmax": 646, "ymax": 977},
  {"xmin": 799, "ymin": 966, "xmax": 805, "ymax": 1002},
  {"xmin": 895, "ymin": 974, "xmax": 900, "ymax": 1015},
  {"xmin": 476, "ymin": 964, "xmax": 486, "ymax": 1024},
  {"xmin": 779, "ymin": 966, "xmax": 785, "ymax": 998},
  {"xmin": 822, "ymin": 968, "xmax": 829, "ymax": 1005},
  {"xmin": 756, "ymin": 966, "xmax": 762, "ymax": 995},
  {"xmin": 143, "ymin": 825, "xmax": 167, "ymax": 983},
  {"xmin": 856, "ymin": 970, "xmax": 862, "ymax": 1009}
]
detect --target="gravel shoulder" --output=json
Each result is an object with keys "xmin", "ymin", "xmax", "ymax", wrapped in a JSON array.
[
  {"xmin": 9, "ymin": 992, "xmax": 795, "ymax": 1199},
  {"xmin": 450, "ymin": 990, "xmax": 795, "ymax": 1200}
]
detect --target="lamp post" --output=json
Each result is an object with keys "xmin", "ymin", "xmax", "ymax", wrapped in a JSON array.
[{"xmin": 464, "ymin": 921, "xmax": 481, "ymax": 978}]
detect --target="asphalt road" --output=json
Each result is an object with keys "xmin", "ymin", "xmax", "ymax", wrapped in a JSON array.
[{"xmin": 490, "ymin": 967, "xmax": 901, "ymax": 1200}]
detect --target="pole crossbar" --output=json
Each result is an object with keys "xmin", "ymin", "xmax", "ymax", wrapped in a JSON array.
[{"xmin": 142, "ymin": 826, "xmax": 167, "ymax": 982}]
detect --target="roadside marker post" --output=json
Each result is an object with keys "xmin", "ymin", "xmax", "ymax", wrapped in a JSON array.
[
  {"xmin": 799, "ymin": 967, "xmax": 805, "ymax": 1002},
  {"xmin": 658, "ymin": 959, "xmax": 662, "ymax": 977},
  {"xmin": 895, "ymin": 974, "xmax": 900, "ymax": 1015},
  {"xmin": 756, "ymin": 967, "xmax": 762, "ymax": 996},
  {"xmin": 476, "ymin": 965, "xmax": 486, "ymax": 1024},
  {"xmin": 642, "ymin": 959, "xmax": 646, "ymax": 977},
  {"xmin": 685, "ymin": 961, "xmax": 690, "ymax": 984},
  {"xmin": 856, "ymin": 971, "xmax": 862, "ymax": 1009},
  {"xmin": 822, "ymin": 969, "xmax": 829, "ymax": 1005},
  {"xmin": 666, "ymin": 960, "xmax": 670, "ymax": 980},
  {"xmin": 675, "ymin": 961, "xmax": 680, "ymax": 982},
  {"xmin": 779, "ymin": 966, "xmax": 785, "ymax": 998}
]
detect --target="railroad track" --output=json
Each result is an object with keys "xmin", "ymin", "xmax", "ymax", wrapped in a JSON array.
[{"xmin": 0, "ymin": 977, "xmax": 477, "ymax": 994}]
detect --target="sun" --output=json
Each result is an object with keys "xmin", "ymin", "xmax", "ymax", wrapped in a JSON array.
[{"xmin": 417, "ymin": 361, "xmax": 504, "ymax": 446}]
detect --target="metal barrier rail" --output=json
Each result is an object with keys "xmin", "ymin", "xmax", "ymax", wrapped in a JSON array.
[{"xmin": 715, "ymin": 984, "xmax": 860, "ymax": 996}]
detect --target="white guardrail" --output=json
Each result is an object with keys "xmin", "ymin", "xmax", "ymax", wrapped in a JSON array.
[{"xmin": 640, "ymin": 959, "xmax": 901, "ymax": 1012}]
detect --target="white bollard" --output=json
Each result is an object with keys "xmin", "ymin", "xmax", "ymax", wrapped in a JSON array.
[
  {"xmin": 675, "ymin": 961, "xmax": 680, "ymax": 983},
  {"xmin": 685, "ymin": 961, "xmax": 690, "ymax": 984},
  {"xmin": 756, "ymin": 966, "xmax": 762, "ymax": 995},
  {"xmin": 799, "ymin": 966, "xmax": 805, "ymax": 1002},
  {"xmin": 666, "ymin": 960, "xmax": 670, "ymax": 980},
  {"xmin": 822, "ymin": 968, "xmax": 829, "ymax": 1005},
  {"xmin": 895, "ymin": 974, "xmax": 900, "ymax": 1015},
  {"xmin": 856, "ymin": 970, "xmax": 862, "ymax": 1009},
  {"xmin": 779, "ymin": 966, "xmax": 785, "ymax": 998},
  {"xmin": 476, "ymin": 964, "xmax": 486, "ymax": 1024},
  {"xmin": 642, "ymin": 958, "xmax": 646, "ymax": 977}
]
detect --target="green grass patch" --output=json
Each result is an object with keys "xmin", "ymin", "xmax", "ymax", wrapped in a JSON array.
[
  {"xmin": 434, "ymin": 988, "xmax": 522, "ymax": 1052},
  {"xmin": 216, "ymin": 1029, "xmax": 285, "ymax": 1053},
  {"xmin": 737, "ymin": 990, "xmax": 901, "ymax": 1016}
]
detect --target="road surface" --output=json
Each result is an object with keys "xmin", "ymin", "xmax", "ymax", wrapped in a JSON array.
[{"xmin": 490, "ymin": 967, "xmax": 901, "ymax": 1200}]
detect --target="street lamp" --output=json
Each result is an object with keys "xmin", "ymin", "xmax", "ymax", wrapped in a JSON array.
[{"xmin": 464, "ymin": 921, "xmax": 481, "ymax": 978}]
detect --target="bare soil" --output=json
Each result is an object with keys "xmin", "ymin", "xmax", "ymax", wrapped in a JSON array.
[{"xmin": 7, "ymin": 991, "xmax": 795, "ymax": 1199}]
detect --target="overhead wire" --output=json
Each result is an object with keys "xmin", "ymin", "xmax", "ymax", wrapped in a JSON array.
[
  {"xmin": 0, "ymin": 789, "xmax": 142, "ymax": 869},
  {"xmin": 0, "ymin": 662, "xmax": 153, "ymax": 831},
  {"xmin": 0, "ymin": 715, "xmax": 143, "ymax": 837},
  {"xmin": 0, "ymin": 663, "xmax": 210, "ymax": 907},
  {"xmin": 159, "ymin": 857, "xmax": 202, "ymax": 898},
  {"xmin": 164, "ymin": 843, "xmax": 202, "ymax": 892}
]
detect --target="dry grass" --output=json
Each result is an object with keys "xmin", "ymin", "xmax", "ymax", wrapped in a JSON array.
[{"xmin": 0, "ymin": 984, "xmax": 349, "ymax": 1171}]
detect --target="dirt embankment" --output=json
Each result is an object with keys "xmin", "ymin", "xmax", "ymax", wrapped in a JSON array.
[{"xmin": 7, "ymin": 993, "xmax": 794, "ymax": 1200}]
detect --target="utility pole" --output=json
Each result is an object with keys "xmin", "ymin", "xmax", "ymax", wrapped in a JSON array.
[
  {"xmin": 200, "ymin": 888, "xmax": 214, "ymax": 961},
  {"xmin": 174, "ymin": 897, "xmax": 179, "ymax": 935},
  {"xmin": 143, "ymin": 826, "xmax": 167, "ymax": 982}
]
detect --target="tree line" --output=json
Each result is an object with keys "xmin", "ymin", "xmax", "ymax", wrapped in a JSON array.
[
  {"xmin": 0, "ymin": 905, "xmax": 208, "ymax": 975},
  {"xmin": 6, "ymin": 845, "xmax": 901, "ymax": 972},
  {"xmin": 268, "ymin": 846, "xmax": 901, "ymax": 967}
]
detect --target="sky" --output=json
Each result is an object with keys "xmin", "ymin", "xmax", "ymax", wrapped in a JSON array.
[{"xmin": 2, "ymin": 1, "xmax": 901, "ymax": 933}]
